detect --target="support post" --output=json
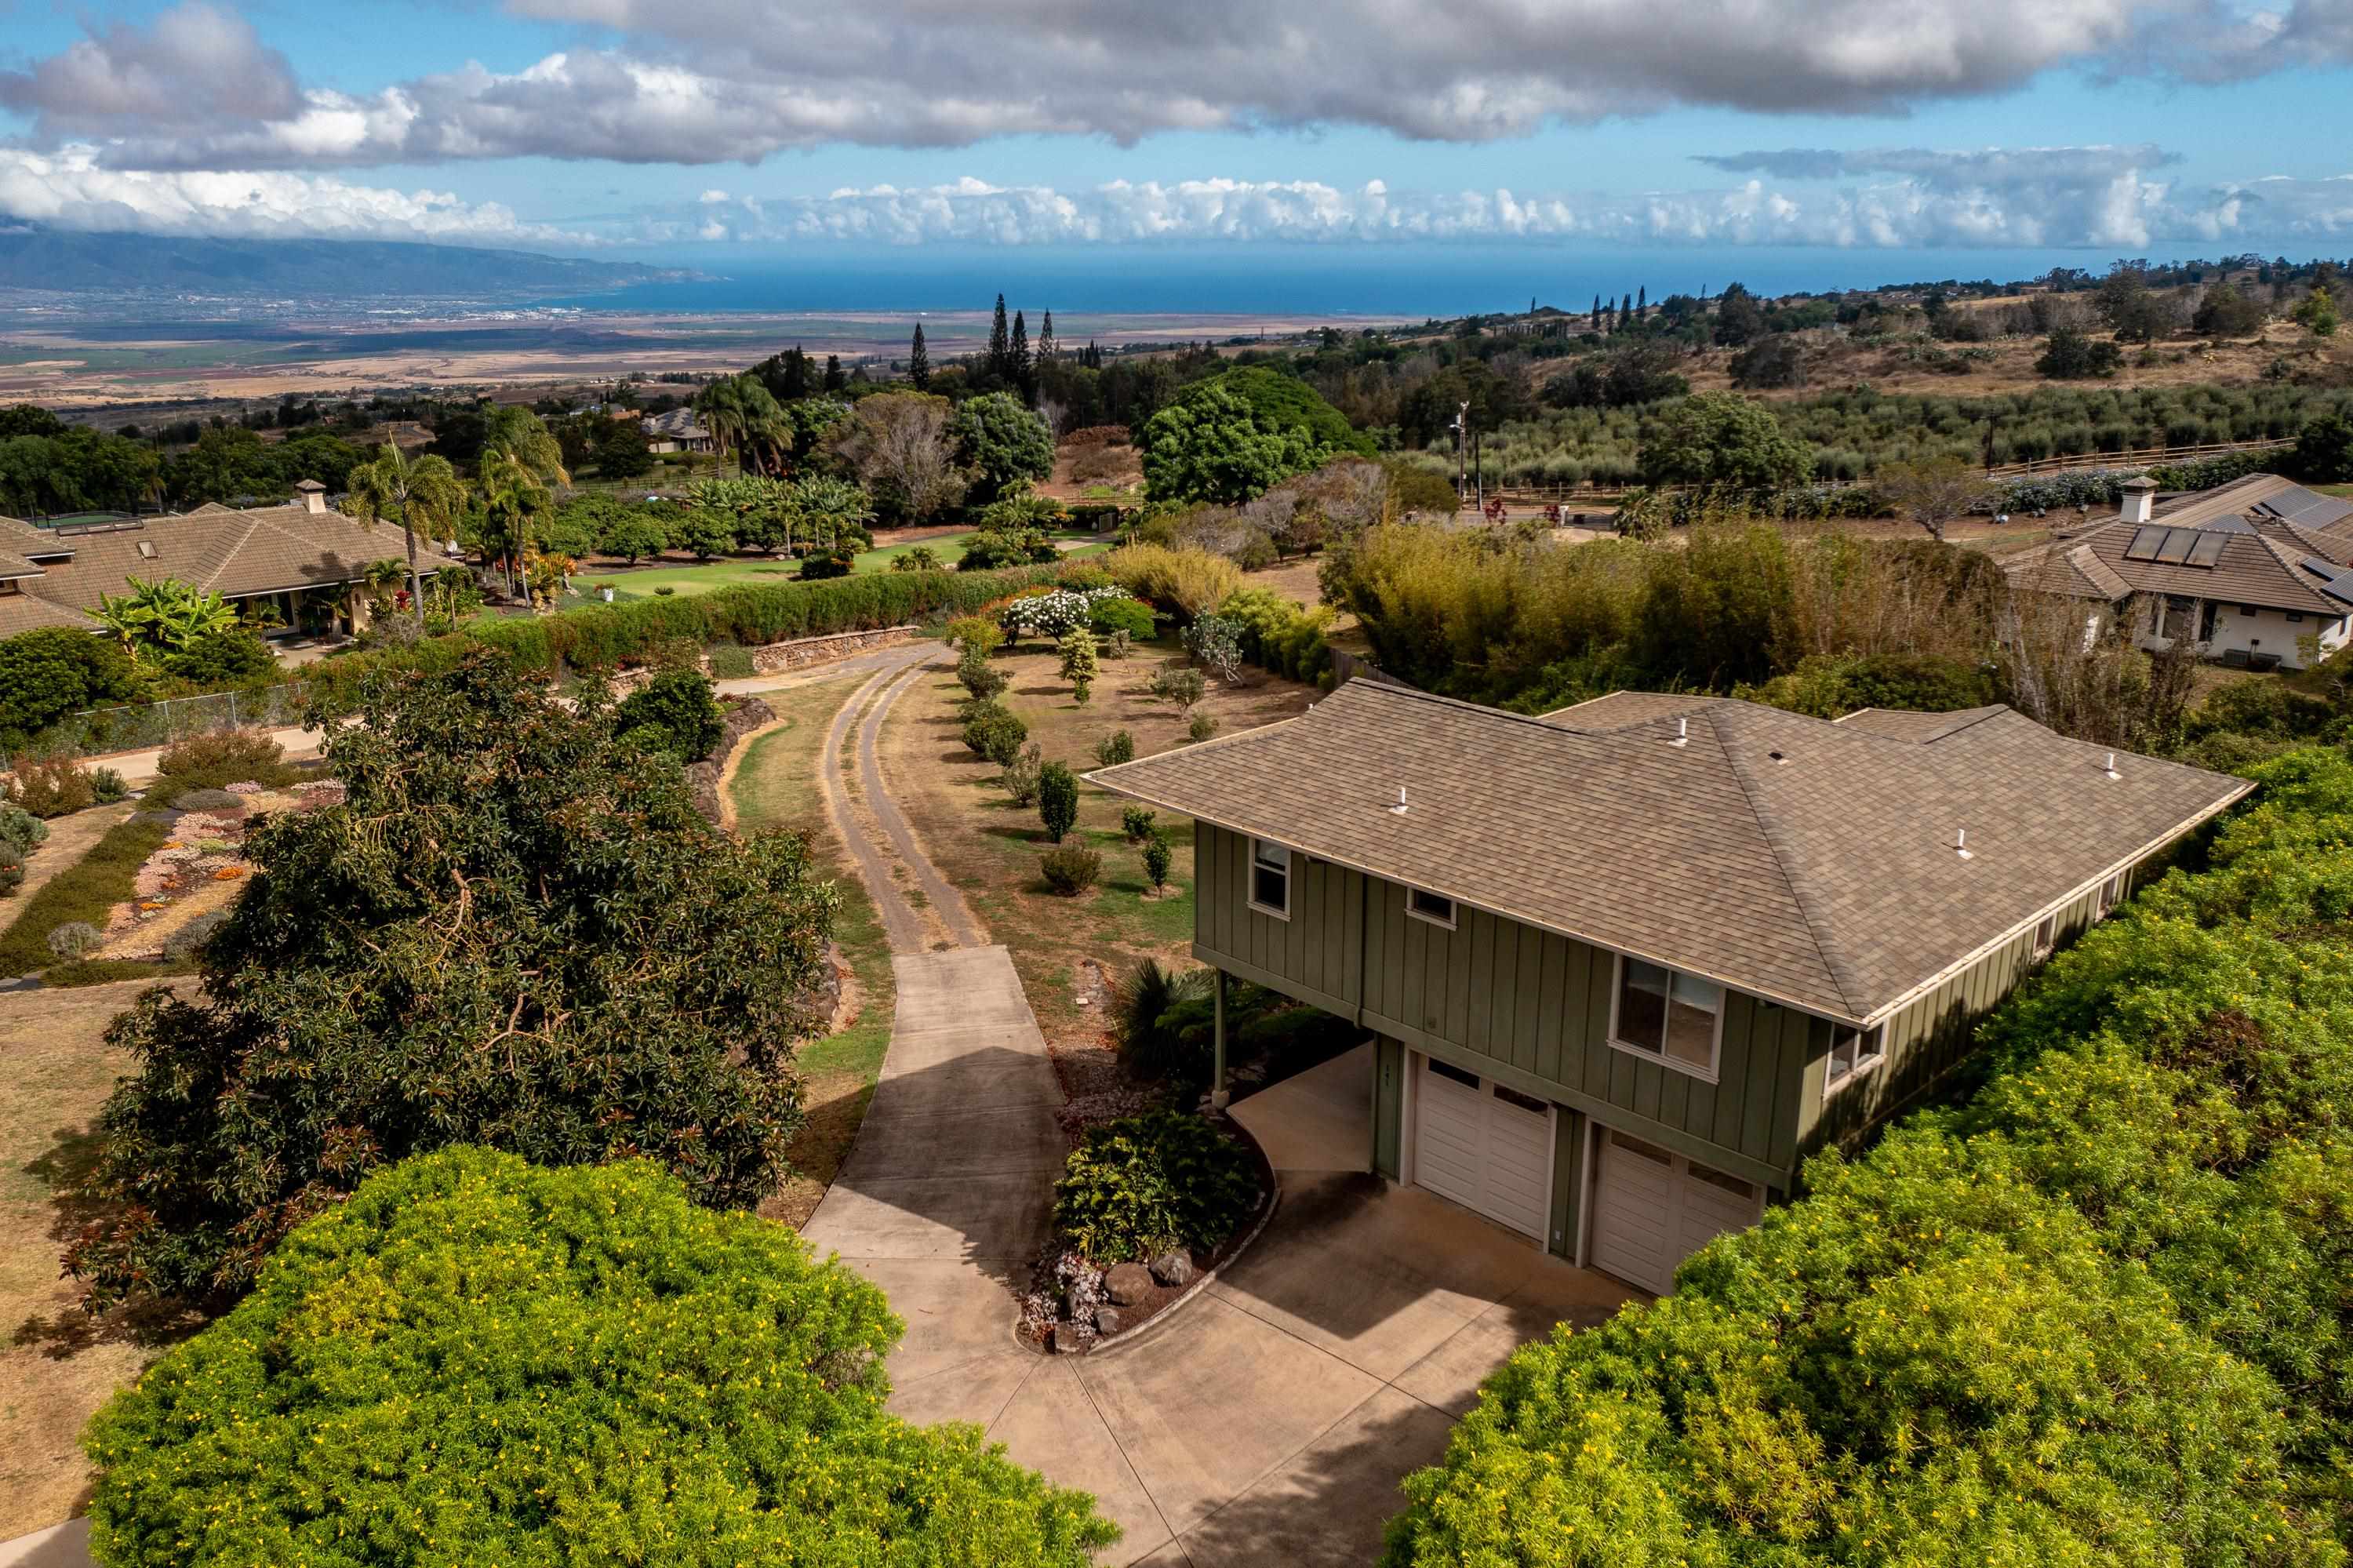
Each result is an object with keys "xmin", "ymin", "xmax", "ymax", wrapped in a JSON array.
[{"xmin": 1210, "ymin": 969, "xmax": 1230, "ymax": 1111}]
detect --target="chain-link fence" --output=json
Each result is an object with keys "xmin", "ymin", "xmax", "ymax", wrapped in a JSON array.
[{"xmin": 14, "ymin": 687, "xmax": 310, "ymax": 766}]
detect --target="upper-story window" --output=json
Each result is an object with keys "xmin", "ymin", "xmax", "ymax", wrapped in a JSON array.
[
  {"xmin": 1406, "ymin": 886, "xmax": 1457, "ymax": 929},
  {"xmin": 1824, "ymin": 1024, "xmax": 1885, "ymax": 1094},
  {"xmin": 1249, "ymin": 837, "xmax": 1290, "ymax": 919},
  {"xmin": 1610, "ymin": 957, "xmax": 1722, "ymax": 1079}
]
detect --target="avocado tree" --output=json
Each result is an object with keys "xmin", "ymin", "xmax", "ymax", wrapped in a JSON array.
[
  {"xmin": 67, "ymin": 651, "xmax": 838, "ymax": 1306},
  {"xmin": 1635, "ymin": 391, "xmax": 1813, "ymax": 491},
  {"xmin": 1142, "ymin": 383, "xmax": 1333, "ymax": 504}
]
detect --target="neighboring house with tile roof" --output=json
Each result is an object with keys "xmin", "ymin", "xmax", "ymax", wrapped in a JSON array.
[
  {"xmin": 643, "ymin": 408, "xmax": 713, "ymax": 453},
  {"xmin": 2004, "ymin": 472, "xmax": 2353, "ymax": 670},
  {"xmin": 0, "ymin": 483, "xmax": 405, "ymax": 642},
  {"xmin": 1089, "ymin": 678, "xmax": 2249, "ymax": 1293}
]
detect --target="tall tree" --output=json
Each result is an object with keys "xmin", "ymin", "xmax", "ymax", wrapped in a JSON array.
[
  {"xmin": 987, "ymin": 293, "xmax": 1011, "ymax": 380},
  {"xmin": 1636, "ymin": 285, "xmax": 1646, "ymax": 315},
  {"xmin": 1010, "ymin": 310, "xmax": 1031, "ymax": 394},
  {"xmin": 343, "ymin": 442, "xmax": 467, "ymax": 629},
  {"xmin": 475, "ymin": 446, "xmax": 552, "ymax": 598},
  {"xmin": 823, "ymin": 355, "xmax": 846, "ymax": 392},
  {"xmin": 1036, "ymin": 309, "xmax": 1056, "ymax": 365},
  {"xmin": 1592, "ymin": 293, "xmax": 1602, "ymax": 329},
  {"xmin": 1617, "ymin": 294, "xmax": 1631, "ymax": 330},
  {"xmin": 908, "ymin": 322, "xmax": 930, "ymax": 390}
]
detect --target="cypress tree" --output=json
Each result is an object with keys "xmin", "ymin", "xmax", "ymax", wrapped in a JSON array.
[
  {"xmin": 822, "ymin": 355, "xmax": 845, "ymax": 392},
  {"xmin": 1592, "ymin": 293, "xmax": 1602, "ymax": 329},
  {"xmin": 1036, "ymin": 310, "xmax": 1056, "ymax": 365},
  {"xmin": 987, "ymin": 294, "xmax": 1010, "ymax": 380},
  {"xmin": 908, "ymin": 322, "xmax": 929, "ymax": 391},
  {"xmin": 1010, "ymin": 310, "xmax": 1031, "ymax": 386}
]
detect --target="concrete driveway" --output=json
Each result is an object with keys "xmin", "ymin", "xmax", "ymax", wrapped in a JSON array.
[{"xmin": 808, "ymin": 982, "xmax": 1637, "ymax": 1566}]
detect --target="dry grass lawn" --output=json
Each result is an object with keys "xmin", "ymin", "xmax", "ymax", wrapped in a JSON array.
[
  {"xmin": 878, "ymin": 638, "xmax": 1314, "ymax": 1054},
  {"xmin": 729, "ymin": 675, "xmax": 900, "ymax": 1230},
  {"xmin": 0, "ymin": 978, "xmax": 190, "ymax": 1541}
]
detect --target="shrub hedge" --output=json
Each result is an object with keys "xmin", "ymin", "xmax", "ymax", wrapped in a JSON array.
[
  {"xmin": 85, "ymin": 1148, "xmax": 1118, "ymax": 1566},
  {"xmin": 1383, "ymin": 745, "xmax": 2353, "ymax": 1565},
  {"xmin": 296, "ymin": 565, "xmax": 1066, "ymax": 712}
]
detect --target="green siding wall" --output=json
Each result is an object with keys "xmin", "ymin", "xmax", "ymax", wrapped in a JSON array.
[
  {"xmin": 1798, "ymin": 881, "xmax": 2111, "ymax": 1153},
  {"xmin": 1373, "ymin": 1036, "xmax": 1405, "ymax": 1181},
  {"xmin": 1198, "ymin": 821, "xmax": 2156, "ymax": 1188}
]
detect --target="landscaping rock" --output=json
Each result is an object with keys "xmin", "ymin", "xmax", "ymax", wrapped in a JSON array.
[
  {"xmin": 1101, "ymin": 1262, "xmax": 1153, "ymax": 1305},
  {"xmin": 1148, "ymin": 1250, "xmax": 1195, "ymax": 1288},
  {"xmin": 1093, "ymin": 1306, "xmax": 1122, "ymax": 1336},
  {"xmin": 1049, "ymin": 1320, "xmax": 1096, "ymax": 1355}
]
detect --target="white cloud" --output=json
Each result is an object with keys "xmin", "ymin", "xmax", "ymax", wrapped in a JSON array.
[
  {"xmin": 628, "ymin": 163, "xmax": 2353, "ymax": 249},
  {"xmin": 0, "ymin": 146, "xmax": 599, "ymax": 246},
  {"xmin": 10, "ymin": 0, "xmax": 2353, "ymax": 168}
]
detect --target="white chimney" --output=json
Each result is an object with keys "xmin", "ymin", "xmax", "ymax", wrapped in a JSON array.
[
  {"xmin": 294, "ymin": 478, "xmax": 327, "ymax": 515},
  {"xmin": 2118, "ymin": 475, "xmax": 2157, "ymax": 526}
]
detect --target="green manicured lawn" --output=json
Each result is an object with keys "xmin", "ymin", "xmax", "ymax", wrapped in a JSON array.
[{"xmin": 576, "ymin": 530, "xmax": 1107, "ymax": 602}]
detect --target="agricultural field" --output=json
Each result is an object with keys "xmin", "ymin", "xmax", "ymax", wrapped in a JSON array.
[{"xmin": 576, "ymin": 528, "xmax": 1109, "ymax": 601}]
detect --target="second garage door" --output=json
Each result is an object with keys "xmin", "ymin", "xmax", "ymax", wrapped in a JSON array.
[
  {"xmin": 1412, "ymin": 1057, "xmax": 1554, "ymax": 1240},
  {"xmin": 1588, "ymin": 1127, "xmax": 1761, "ymax": 1294}
]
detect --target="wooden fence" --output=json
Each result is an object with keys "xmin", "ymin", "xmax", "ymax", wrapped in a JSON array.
[{"xmin": 1981, "ymin": 436, "xmax": 2293, "ymax": 479}]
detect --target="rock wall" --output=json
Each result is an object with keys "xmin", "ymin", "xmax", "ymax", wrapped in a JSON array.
[
  {"xmin": 746, "ymin": 624, "xmax": 919, "ymax": 674},
  {"xmin": 684, "ymin": 695, "xmax": 776, "ymax": 824}
]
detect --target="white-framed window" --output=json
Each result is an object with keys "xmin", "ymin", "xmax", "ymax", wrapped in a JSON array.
[
  {"xmin": 2033, "ymin": 913, "xmax": 2058, "ymax": 958},
  {"xmin": 1249, "ymin": 837, "xmax": 1291, "ymax": 919},
  {"xmin": 1824, "ymin": 1023, "xmax": 1885, "ymax": 1094},
  {"xmin": 1406, "ymin": 886, "xmax": 1457, "ymax": 929},
  {"xmin": 2097, "ymin": 871, "xmax": 2126, "ymax": 915},
  {"xmin": 1609, "ymin": 957, "xmax": 1723, "ymax": 1079}
]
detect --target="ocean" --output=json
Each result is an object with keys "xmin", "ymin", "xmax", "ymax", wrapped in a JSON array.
[{"xmin": 531, "ymin": 242, "xmax": 2252, "ymax": 319}]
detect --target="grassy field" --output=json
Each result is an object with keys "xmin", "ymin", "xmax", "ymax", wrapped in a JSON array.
[
  {"xmin": 0, "ymin": 980, "xmax": 186, "ymax": 1541},
  {"xmin": 576, "ymin": 530, "xmax": 1107, "ymax": 601},
  {"xmin": 878, "ymin": 638, "xmax": 1315, "ymax": 1052},
  {"xmin": 728, "ymin": 675, "xmax": 900, "ymax": 1229}
]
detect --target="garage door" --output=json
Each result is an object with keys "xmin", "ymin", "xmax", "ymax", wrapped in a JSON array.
[
  {"xmin": 1589, "ymin": 1129, "xmax": 1761, "ymax": 1294},
  {"xmin": 1413, "ymin": 1057, "xmax": 1553, "ymax": 1240}
]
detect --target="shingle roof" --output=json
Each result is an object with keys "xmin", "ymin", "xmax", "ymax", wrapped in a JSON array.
[
  {"xmin": 1089, "ymin": 682, "xmax": 2250, "ymax": 1025},
  {"xmin": 0, "ymin": 504, "xmax": 398, "ymax": 637},
  {"xmin": 2006, "ymin": 473, "xmax": 2353, "ymax": 613}
]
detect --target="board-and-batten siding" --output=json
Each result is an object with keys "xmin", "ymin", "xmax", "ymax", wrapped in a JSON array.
[
  {"xmin": 1797, "ymin": 880, "xmax": 2110, "ymax": 1151},
  {"xmin": 1192, "ymin": 823, "xmax": 1805, "ymax": 1185}
]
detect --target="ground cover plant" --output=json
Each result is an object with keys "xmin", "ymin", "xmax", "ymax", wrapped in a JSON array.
[
  {"xmin": 83, "ymin": 1148, "xmax": 1117, "ymax": 1567},
  {"xmin": 1382, "ymin": 744, "xmax": 2353, "ymax": 1566},
  {"xmin": 67, "ymin": 651, "xmax": 839, "ymax": 1306}
]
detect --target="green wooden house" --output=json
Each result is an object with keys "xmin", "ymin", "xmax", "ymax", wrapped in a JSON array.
[{"xmin": 1090, "ymin": 682, "xmax": 2249, "ymax": 1293}]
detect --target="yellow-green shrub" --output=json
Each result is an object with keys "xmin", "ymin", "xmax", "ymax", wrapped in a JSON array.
[{"xmin": 1102, "ymin": 544, "xmax": 1242, "ymax": 622}]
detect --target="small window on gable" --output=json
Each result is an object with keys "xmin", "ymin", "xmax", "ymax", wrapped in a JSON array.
[
  {"xmin": 2033, "ymin": 913, "xmax": 2058, "ymax": 957},
  {"xmin": 1249, "ymin": 837, "xmax": 1290, "ymax": 919},
  {"xmin": 1824, "ymin": 1024, "xmax": 1884, "ymax": 1093},
  {"xmin": 1612, "ymin": 958, "xmax": 1722, "ymax": 1079},
  {"xmin": 1406, "ymin": 886, "xmax": 1457, "ymax": 928}
]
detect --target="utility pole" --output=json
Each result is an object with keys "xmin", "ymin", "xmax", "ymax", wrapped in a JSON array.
[{"xmin": 1454, "ymin": 402, "xmax": 1470, "ymax": 508}]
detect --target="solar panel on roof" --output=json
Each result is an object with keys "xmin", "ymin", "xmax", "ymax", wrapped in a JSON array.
[
  {"xmin": 2123, "ymin": 526, "xmax": 2168, "ymax": 562},
  {"xmin": 2155, "ymin": 529, "xmax": 2197, "ymax": 563},
  {"xmin": 2187, "ymin": 532, "xmax": 2227, "ymax": 567}
]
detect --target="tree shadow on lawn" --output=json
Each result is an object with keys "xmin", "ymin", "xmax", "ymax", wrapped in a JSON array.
[{"xmin": 16, "ymin": 1126, "xmax": 211, "ymax": 1359}]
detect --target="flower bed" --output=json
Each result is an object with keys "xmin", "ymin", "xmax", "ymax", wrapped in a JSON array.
[{"xmin": 96, "ymin": 781, "xmax": 340, "ymax": 962}]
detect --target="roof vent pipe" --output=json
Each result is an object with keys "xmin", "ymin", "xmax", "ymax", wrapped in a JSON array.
[
  {"xmin": 1670, "ymin": 717, "xmax": 1689, "ymax": 748},
  {"xmin": 1390, "ymin": 787, "xmax": 1409, "ymax": 815},
  {"xmin": 2104, "ymin": 752, "xmax": 2121, "ymax": 779},
  {"xmin": 1955, "ymin": 828, "xmax": 1974, "ymax": 861}
]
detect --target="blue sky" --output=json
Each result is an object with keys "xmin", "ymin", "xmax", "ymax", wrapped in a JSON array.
[{"xmin": 2, "ymin": 0, "xmax": 2352, "ymax": 277}]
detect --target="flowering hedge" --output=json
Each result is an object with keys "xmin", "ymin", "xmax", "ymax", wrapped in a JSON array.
[
  {"xmin": 1002, "ymin": 586, "xmax": 1133, "ymax": 640},
  {"xmin": 1384, "ymin": 746, "xmax": 2353, "ymax": 1566},
  {"xmin": 85, "ymin": 1148, "xmax": 1118, "ymax": 1567}
]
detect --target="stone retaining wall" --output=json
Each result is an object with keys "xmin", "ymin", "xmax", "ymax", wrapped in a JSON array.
[
  {"xmin": 745, "ymin": 624, "xmax": 919, "ymax": 674},
  {"xmin": 684, "ymin": 695, "xmax": 776, "ymax": 824}
]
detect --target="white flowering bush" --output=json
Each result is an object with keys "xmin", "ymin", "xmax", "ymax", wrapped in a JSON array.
[{"xmin": 1004, "ymin": 587, "xmax": 1131, "ymax": 640}]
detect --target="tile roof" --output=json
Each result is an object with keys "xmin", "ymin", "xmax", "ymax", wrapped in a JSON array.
[
  {"xmin": 1090, "ymin": 681, "xmax": 2250, "ymax": 1025},
  {"xmin": 2005, "ymin": 473, "xmax": 2353, "ymax": 613},
  {"xmin": 0, "ymin": 504, "xmax": 399, "ymax": 637}
]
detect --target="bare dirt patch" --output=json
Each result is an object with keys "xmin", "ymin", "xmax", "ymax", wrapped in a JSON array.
[{"xmin": 0, "ymin": 979, "xmax": 193, "ymax": 1541}]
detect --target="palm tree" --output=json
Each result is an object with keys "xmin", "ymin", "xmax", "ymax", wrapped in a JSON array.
[
  {"xmin": 344, "ymin": 442, "xmax": 467, "ymax": 629},
  {"xmin": 477, "ymin": 447, "xmax": 554, "ymax": 601},
  {"xmin": 695, "ymin": 375, "xmax": 790, "ymax": 477}
]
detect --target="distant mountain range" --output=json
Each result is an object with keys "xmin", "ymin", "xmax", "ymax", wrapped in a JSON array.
[{"xmin": 0, "ymin": 227, "xmax": 693, "ymax": 299}]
